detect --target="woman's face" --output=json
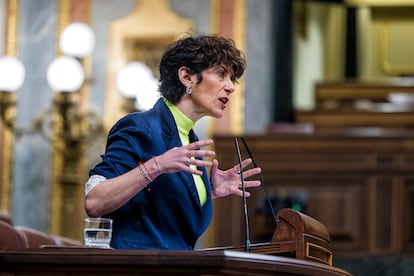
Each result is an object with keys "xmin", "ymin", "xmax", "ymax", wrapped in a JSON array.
[{"xmin": 189, "ymin": 65, "xmax": 235, "ymax": 120}]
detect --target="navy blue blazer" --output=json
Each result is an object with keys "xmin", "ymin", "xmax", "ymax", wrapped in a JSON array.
[{"xmin": 89, "ymin": 98, "xmax": 213, "ymax": 249}]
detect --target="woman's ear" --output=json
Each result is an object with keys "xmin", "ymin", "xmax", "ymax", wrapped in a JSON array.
[{"xmin": 178, "ymin": 66, "xmax": 192, "ymax": 86}]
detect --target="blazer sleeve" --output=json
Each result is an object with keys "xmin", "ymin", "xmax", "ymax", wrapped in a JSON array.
[{"xmin": 89, "ymin": 114, "xmax": 153, "ymax": 179}]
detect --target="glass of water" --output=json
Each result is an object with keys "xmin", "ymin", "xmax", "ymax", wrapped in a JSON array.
[{"xmin": 84, "ymin": 217, "xmax": 112, "ymax": 249}]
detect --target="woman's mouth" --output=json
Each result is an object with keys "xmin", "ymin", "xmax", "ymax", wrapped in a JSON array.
[{"xmin": 219, "ymin": 97, "xmax": 229, "ymax": 106}]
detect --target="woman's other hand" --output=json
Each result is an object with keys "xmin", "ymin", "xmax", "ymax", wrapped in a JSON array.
[{"xmin": 210, "ymin": 158, "xmax": 261, "ymax": 199}]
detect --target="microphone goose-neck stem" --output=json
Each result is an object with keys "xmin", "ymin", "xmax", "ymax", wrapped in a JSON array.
[{"xmin": 234, "ymin": 137, "xmax": 251, "ymax": 252}]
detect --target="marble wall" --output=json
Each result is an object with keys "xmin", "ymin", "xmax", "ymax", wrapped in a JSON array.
[
  {"xmin": 12, "ymin": 0, "xmax": 58, "ymax": 230},
  {"xmin": 244, "ymin": 0, "xmax": 274, "ymax": 133}
]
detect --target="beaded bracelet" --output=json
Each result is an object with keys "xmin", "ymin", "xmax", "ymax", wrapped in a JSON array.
[{"xmin": 138, "ymin": 162, "xmax": 153, "ymax": 183}]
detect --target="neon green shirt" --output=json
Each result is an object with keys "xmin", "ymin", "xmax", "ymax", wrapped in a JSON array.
[{"xmin": 164, "ymin": 98, "xmax": 207, "ymax": 205}]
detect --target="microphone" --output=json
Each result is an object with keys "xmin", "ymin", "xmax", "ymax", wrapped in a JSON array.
[
  {"xmin": 234, "ymin": 137, "xmax": 251, "ymax": 252},
  {"xmin": 240, "ymin": 137, "xmax": 279, "ymax": 227}
]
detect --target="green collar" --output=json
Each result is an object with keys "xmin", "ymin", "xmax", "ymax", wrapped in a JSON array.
[{"xmin": 163, "ymin": 98, "xmax": 194, "ymax": 137}]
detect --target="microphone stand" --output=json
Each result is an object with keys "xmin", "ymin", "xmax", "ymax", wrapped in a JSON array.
[
  {"xmin": 241, "ymin": 137, "xmax": 278, "ymax": 227},
  {"xmin": 234, "ymin": 137, "xmax": 251, "ymax": 252}
]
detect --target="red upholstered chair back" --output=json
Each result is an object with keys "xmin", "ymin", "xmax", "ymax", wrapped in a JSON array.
[
  {"xmin": 0, "ymin": 211, "xmax": 13, "ymax": 225},
  {"xmin": 15, "ymin": 226, "xmax": 60, "ymax": 248},
  {"xmin": 0, "ymin": 212, "xmax": 82, "ymax": 249},
  {"xmin": 0, "ymin": 221, "xmax": 26, "ymax": 249}
]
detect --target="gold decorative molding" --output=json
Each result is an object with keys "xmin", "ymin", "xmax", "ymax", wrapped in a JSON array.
[
  {"xmin": 105, "ymin": 0, "xmax": 193, "ymax": 129},
  {"xmin": 49, "ymin": 0, "xmax": 70, "ymax": 236},
  {"xmin": 6, "ymin": 0, "xmax": 18, "ymax": 56},
  {"xmin": 50, "ymin": 0, "xmax": 92, "ymax": 240},
  {"xmin": 1, "ymin": 0, "xmax": 19, "ymax": 213},
  {"xmin": 323, "ymin": 4, "xmax": 346, "ymax": 80},
  {"xmin": 347, "ymin": 0, "xmax": 414, "ymax": 6},
  {"xmin": 379, "ymin": 20, "xmax": 414, "ymax": 75}
]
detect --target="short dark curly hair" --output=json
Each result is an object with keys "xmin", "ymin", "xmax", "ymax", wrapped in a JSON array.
[{"xmin": 158, "ymin": 34, "xmax": 246, "ymax": 104}]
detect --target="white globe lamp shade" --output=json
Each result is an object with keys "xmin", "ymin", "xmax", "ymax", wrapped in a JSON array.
[
  {"xmin": 47, "ymin": 56, "xmax": 85, "ymax": 92},
  {"xmin": 135, "ymin": 78, "xmax": 160, "ymax": 111},
  {"xmin": 0, "ymin": 56, "xmax": 25, "ymax": 92},
  {"xmin": 60, "ymin": 22, "xmax": 96, "ymax": 58},
  {"xmin": 116, "ymin": 61, "xmax": 155, "ymax": 98}
]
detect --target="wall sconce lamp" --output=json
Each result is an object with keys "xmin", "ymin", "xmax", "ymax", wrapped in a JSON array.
[
  {"xmin": 116, "ymin": 61, "xmax": 160, "ymax": 112},
  {"xmin": 0, "ymin": 56, "xmax": 25, "ymax": 130},
  {"xmin": 43, "ymin": 55, "xmax": 102, "ymax": 146},
  {"xmin": 0, "ymin": 23, "xmax": 102, "ymax": 144},
  {"xmin": 38, "ymin": 23, "xmax": 103, "ymax": 151},
  {"xmin": 47, "ymin": 23, "xmax": 103, "ymax": 238},
  {"xmin": 59, "ymin": 22, "xmax": 96, "ymax": 59},
  {"xmin": 0, "ymin": 23, "xmax": 102, "ymax": 238}
]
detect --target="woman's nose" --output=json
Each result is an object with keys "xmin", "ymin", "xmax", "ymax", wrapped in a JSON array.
[{"xmin": 224, "ymin": 78, "xmax": 235, "ymax": 94}]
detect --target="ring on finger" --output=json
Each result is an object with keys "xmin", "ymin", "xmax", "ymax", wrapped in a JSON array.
[
  {"xmin": 233, "ymin": 166, "xmax": 241, "ymax": 174},
  {"xmin": 186, "ymin": 159, "xmax": 191, "ymax": 166}
]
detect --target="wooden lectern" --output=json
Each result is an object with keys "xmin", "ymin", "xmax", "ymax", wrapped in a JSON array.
[
  {"xmin": 0, "ymin": 209, "xmax": 350, "ymax": 275},
  {"xmin": 270, "ymin": 208, "xmax": 332, "ymax": 265},
  {"xmin": 208, "ymin": 208, "xmax": 332, "ymax": 266}
]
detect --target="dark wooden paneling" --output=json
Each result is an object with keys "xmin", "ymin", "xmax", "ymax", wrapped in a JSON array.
[{"xmin": 212, "ymin": 130, "xmax": 414, "ymax": 257}]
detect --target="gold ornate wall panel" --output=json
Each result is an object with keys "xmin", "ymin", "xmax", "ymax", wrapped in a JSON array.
[
  {"xmin": 350, "ymin": 1, "xmax": 414, "ymax": 78},
  {"xmin": 104, "ymin": 0, "xmax": 193, "ymax": 129},
  {"xmin": 48, "ymin": 0, "xmax": 69, "ymax": 239},
  {"xmin": 0, "ymin": 120, "xmax": 4, "ymax": 211},
  {"xmin": 347, "ymin": 0, "xmax": 414, "ymax": 6},
  {"xmin": 0, "ymin": 0, "xmax": 19, "ymax": 214},
  {"xmin": 375, "ymin": 8, "xmax": 414, "ymax": 75},
  {"xmin": 49, "ymin": 0, "xmax": 92, "ymax": 240},
  {"xmin": 323, "ymin": 4, "xmax": 346, "ymax": 80}
]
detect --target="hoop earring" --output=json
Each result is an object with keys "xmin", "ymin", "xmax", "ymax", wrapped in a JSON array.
[{"xmin": 185, "ymin": 86, "xmax": 193, "ymax": 95}]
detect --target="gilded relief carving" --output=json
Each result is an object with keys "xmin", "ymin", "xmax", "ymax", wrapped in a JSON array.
[
  {"xmin": 124, "ymin": 38, "xmax": 170, "ymax": 79},
  {"xmin": 105, "ymin": 0, "xmax": 193, "ymax": 128}
]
